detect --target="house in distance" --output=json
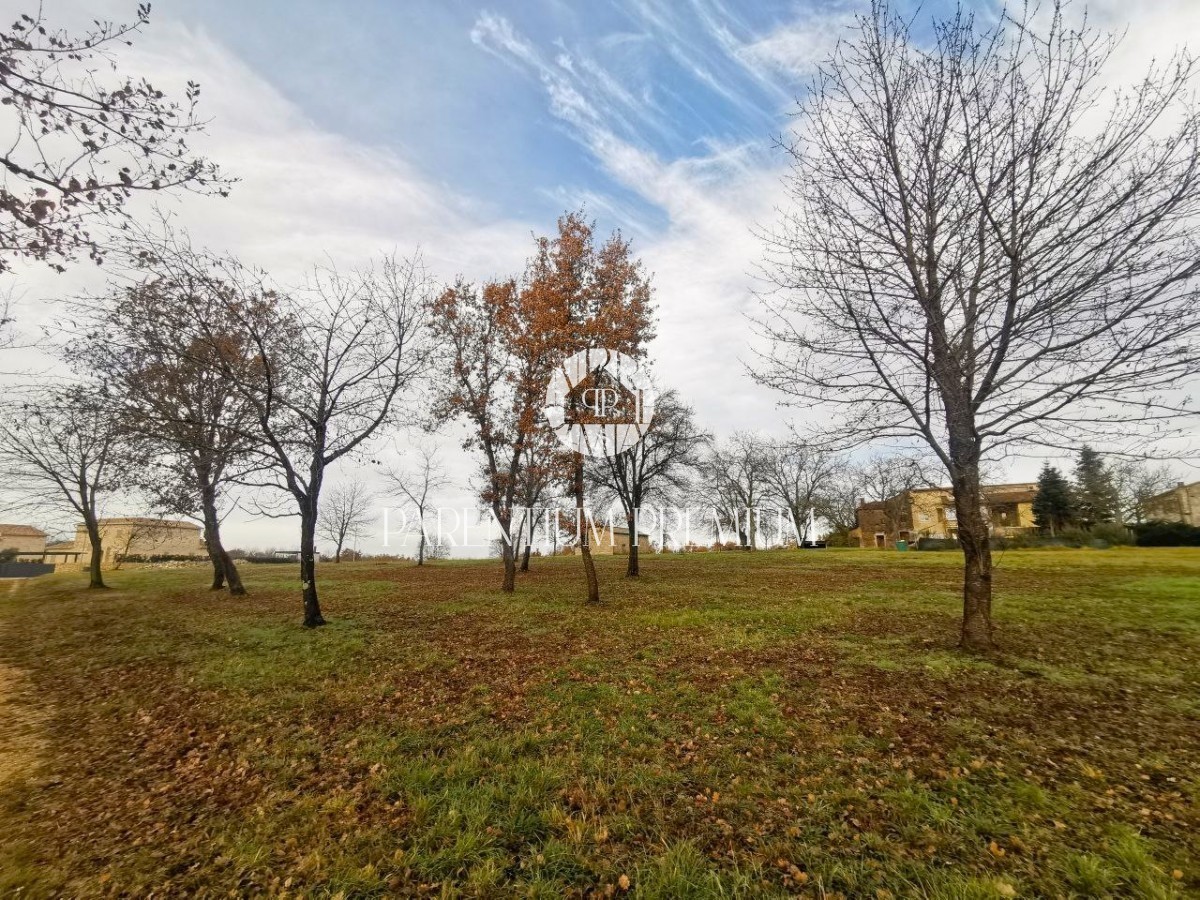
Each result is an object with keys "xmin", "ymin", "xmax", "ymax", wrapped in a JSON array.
[
  {"xmin": 68, "ymin": 518, "xmax": 208, "ymax": 566},
  {"xmin": 1141, "ymin": 481, "xmax": 1200, "ymax": 526},
  {"xmin": 0, "ymin": 524, "xmax": 47, "ymax": 561},
  {"xmin": 850, "ymin": 483, "xmax": 1038, "ymax": 548}
]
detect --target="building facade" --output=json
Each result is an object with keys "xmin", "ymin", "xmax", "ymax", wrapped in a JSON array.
[
  {"xmin": 70, "ymin": 518, "xmax": 208, "ymax": 564},
  {"xmin": 0, "ymin": 524, "xmax": 48, "ymax": 561},
  {"xmin": 1141, "ymin": 481, "xmax": 1200, "ymax": 526},
  {"xmin": 849, "ymin": 483, "xmax": 1038, "ymax": 548},
  {"xmin": 590, "ymin": 525, "xmax": 654, "ymax": 556}
]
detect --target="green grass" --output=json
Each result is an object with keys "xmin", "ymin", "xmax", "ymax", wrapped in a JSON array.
[{"xmin": 0, "ymin": 547, "xmax": 1196, "ymax": 897}]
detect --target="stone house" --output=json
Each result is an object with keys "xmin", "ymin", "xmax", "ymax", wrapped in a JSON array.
[
  {"xmin": 0, "ymin": 524, "xmax": 48, "ymax": 561},
  {"xmin": 589, "ymin": 524, "xmax": 654, "ymax": 556},
  {"xmin": 849, "ymin": 483, "xmax": 1038, "ymax": 548},
  {"xmin": 70, "ymin": 517, "xmax": 208, "ymax": 565},
  {"xmin": 1141, "ymin": 481, "xmax": 1200, "ymax": 526}
]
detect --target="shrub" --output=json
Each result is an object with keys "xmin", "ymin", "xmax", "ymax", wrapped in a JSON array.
[
  {"xmin": 823, "ymin": 531, "xmax": 851, "ymax": 547},
  {"xmin": 116, "ymin": 554, "xmax": 209, "ymax": 564},
  {"xmin": 0, "ymin": 547, "xmax": 19, "ymax": 563},
  {"xmin": 990, "ymin": 531, "xmax": 1042, "ymax": 550},
  {"xmin": 1133, "ymin": 520, "xmax": 1200, "ymax": 547},
  {"xmin": 1089, "ymin": 522, "xmax": 1133, "ymax": 546},
  {"xmin": 1050, "ymin": 527, "xmax": 1089, "ymax": 548},
  {"xmin": 916, "ymin": 537, "xmax": 958, "ymax": 551}
]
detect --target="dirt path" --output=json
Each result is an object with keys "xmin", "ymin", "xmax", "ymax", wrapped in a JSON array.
[{"xmin": 0, "ymin": 584, "xmax": 47, "ymax": 790}]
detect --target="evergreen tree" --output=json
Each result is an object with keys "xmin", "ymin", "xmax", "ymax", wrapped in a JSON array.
[
  {"xmin": 1072, "ymin": 447, "xmax": 1120, "ymax": 528},
  {"xmin": 1032, "ymin": 463, "xmax": 1074, "ymax": 535}
]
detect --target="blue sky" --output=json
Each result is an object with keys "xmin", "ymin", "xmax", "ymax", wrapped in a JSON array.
[{"xmin": 180, "ymin": 0, "xmax": 826, "ymax": 228}]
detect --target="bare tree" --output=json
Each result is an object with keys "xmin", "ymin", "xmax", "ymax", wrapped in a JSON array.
[
  {"xmin": 812, "ymin": 462, "xmax": 863, "ymax": 544},
  {"xmin": 702, "ymin": 432, "xmax": 769, "ymax": 549},
  {"xmin": 0, "ymin": 387, "xmax": 128, "ymax": 588},
  {"xmin": 513, "ymin": 427, "xmax": 570, "ymax": 572},
  {"xmin": 184, "ymin": 253, "xmax": 432, "ymax": 626},
  {"xmin": 317, "ymin": 481, "xmax": 374, "ymax": 563},
  {"xmin": 761, "ymin": 438, "xmax": 840, "ymax": 546},
  {"xmin": 0, "ymin": 7, "xmax": 230, "ymax": 273},
  {"xmin": 0, "ymin": 294, "xmax": 13, "ymax": 350},
  {"xmin": 382, "ymin": 443, "xmax": 449, "ymax": 565},
  {"xmin": 588, "ymin": 389, "xmax": 708, "ymax": 575},
  {"xmin": 856, "ymin": 453, "xmax": 936, "ymax": 545},
  {"xmin": 1112, "ymin": 459, "xmax": 1177, "ymax": 526},
  {"xmin": 753, "ymin": 2, "xmax": 1200, "ymax": 649},
  {"xmin": 108, "ymin": 518, "xmax": 165, "ymax": 570}
]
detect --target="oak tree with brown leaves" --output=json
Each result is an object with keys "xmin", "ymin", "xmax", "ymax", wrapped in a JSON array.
[
  {"xmin": 432, "ymin": 276, "xmax": 545, "ymax": 592},
  {"xmin": 77, "ymin": 275, "xmax": 272, "ymax": 595},
  {"xmin": 521, "ymin": 211, "xmax": 655, "ymax": 603}
]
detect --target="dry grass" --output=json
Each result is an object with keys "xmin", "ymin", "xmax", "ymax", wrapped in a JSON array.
[{"xmin": 0, "ymin": 547, "xmax": 1196, "ymax": 897}]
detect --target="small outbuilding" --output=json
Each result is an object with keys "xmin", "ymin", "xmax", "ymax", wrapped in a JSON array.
[{"xmin": 590, "ymin": 524, "xmax": 654, "ymax": 556}]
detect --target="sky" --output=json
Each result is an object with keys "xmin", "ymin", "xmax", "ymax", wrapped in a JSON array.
[{"xmin": 1, "ymin": 0, "xmax": 1198, "ymax": 555}]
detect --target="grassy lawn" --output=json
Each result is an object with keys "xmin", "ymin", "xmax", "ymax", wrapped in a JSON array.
[{"xmin": 0, "ymin": 548, "xmax": 1197, "ymax": 898}]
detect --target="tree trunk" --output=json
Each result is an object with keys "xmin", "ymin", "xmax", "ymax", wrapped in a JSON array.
[
  {"xmin": 209, "ymin": 553, "xmax": 225, "ymax": 591},
  {"xmin": 300, "ymin": 508, "xmax": 326, "ymax": 627},
  {"xmin": 576, "ymin": 457, "xmax": 599, "ymax": 603},
  {"xmin": 950, "ymin": 457, "xmax": 995, "ymax": 651},
  {"xmin": 84, "ymin": 514, "xmax": 106, "ymax": 589},
  {"xmin": 498, "ymin": 508, "xmax": 516, "ymax": 591},
  {"xmin": 334, "ymin": 541, "xmax": 343, "ymax": 563},
  {"xmin": 200, "ymin": 485, "xmax": 245, "ymax": 595},
  {"xmin": 221, "ymin": 553, "xmax": 246, "ymax": 596},
  {"xmin": 626, "ymin": 511, "xmax": 639, "ymax": 577},
  {"xmin": 501, "ymin": 538, "xmax": 516, "ymax": 592},
  {"xmin": 519, "ymin": 510, "xmax": 533, "ymax": 572},
  {"xmin": 417, "ymin": 523, "xmax": 426, "ymax": 566}
]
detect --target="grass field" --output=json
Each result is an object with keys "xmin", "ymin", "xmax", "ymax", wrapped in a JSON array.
[{"xmin": 0, "ymin": 548, "xmax": 1197, "ymax": 898}]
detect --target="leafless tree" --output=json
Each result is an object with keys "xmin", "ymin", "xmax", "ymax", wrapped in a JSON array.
[
  {"xmin": 242, "ymin": 259, "xmax": 432, "ymax": 624},
  {"xmin": 0, "ymin": 6, "xmax": 230, "ymax": 274},
  {"xmin": 752, "ymin": 1, "xmax": 1200, "ymax": 649},
  {"xmin": 133, "ymin": 243, "xmax": 435, "ymax": 626},
  {"xmin": 807, "ymin": 453, "xmax": 928, "ymax": 544},
  {"xmin": 857, "ymin": 454, "xmax": 937, "ymax": 545},
  {"xmin": 813, "ymin": 463, "xmax": 862, "ymax": 544},
  {"xmin": 0, "ymin": 387, "xmax": 129, "ymax": 588},
  {"xmin": 382, "ymin": 442, "xmax": 450, "ymax": 565},
  {"xmin": 761, "ymin": 438, "xmax": 841, "ymax": 546},
  {"xmin": 108, "ymin": 518, "xmax": 166, "ymax": 570},
  {"xmin": 701, "ymin": 432, "xmax": 769, "ymax": 549},
  {"xmin": 1112, "ymin": 459, "xmax": 1177, "ymax": 525},
  {"xmin": 317, "ymin": 481, "xmax": 374, "ymax": 563},
  {"xmin": 0, "ymin": 294, "xmax": 13, "ymax": 350},
  {"xmin": 588, "ymin": 389, "xmax": 708, "ymax": 575}
]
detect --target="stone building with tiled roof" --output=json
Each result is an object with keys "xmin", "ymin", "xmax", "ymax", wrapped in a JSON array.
[
  {"xmin": 849, "ymin": 483, "xmax": 1038, "ymax": 548},
  {"xmin": 0, "ymin": 524, "xmax": 47, "ymax": 560}
]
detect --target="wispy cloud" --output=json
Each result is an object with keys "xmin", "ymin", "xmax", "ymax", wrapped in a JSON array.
[{"xmin": 739, "ymin": 10, "xmax": 858, "ymax": 79}]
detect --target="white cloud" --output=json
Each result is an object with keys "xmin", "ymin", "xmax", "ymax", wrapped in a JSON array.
[
  {"xmin": 0, "ymin": 2, "xmax": 535, "ymax": 554},
  {"xmin": 738, "ymin": 10, "xmax": 857, "ymax": 80}
]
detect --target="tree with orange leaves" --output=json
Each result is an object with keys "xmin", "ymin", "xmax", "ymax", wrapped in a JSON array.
[
  {"xmin": 522, "ymin": 211, "xmax": 655, "ymax": 604},
  {"xmin": 434, "ymin": 210, "xmax": 654, "ymax": 600},
  {"xmin": 431, "ymin": 276, "xmax": 545, "ymax": 592}
]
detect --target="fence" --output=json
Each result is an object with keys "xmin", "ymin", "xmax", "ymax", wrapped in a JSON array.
[{"xmin": 0, "ymin": 562, "xmax": 56, "ymax": 578}]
